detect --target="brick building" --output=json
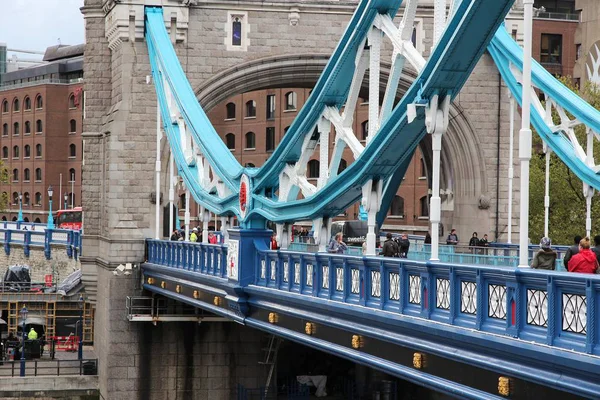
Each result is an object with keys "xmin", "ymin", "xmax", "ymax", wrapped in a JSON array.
[
  {"xmin": 532, "ymin": 0, "xmax": 579, "ymax": 79},
  {"xmin": 0, "ymin": 44, "xmax": 83, "ymax": 223},
  {"xmin": 198, "ymin": 88, "xmax": 430, "ymax": 234}
]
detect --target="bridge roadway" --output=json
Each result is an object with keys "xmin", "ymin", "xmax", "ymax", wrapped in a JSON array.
[{"xmin": 142, "ymin": 237, "xmax": 600, "ymax": 399}]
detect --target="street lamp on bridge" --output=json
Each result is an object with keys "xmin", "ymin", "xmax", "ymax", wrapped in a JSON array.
[
  {"xmin": 17, "ymin": 192, "xmax": 23, "ymax": 223},
  {"xmin": 19, "ymin": 306, "xmax": 28, "ymax": 377},
  {"xmin": 47, "ymin": 185, "xmax": 55, "ymax": 229}
]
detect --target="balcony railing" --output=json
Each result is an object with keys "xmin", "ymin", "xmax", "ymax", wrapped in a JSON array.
[
  {"xmin": 534, "ymin": 11, "xmax": 579, "ymax": 21},
  {"xmin": 0, "ymin": 225, "xmax": 81, "ymax": 260}
]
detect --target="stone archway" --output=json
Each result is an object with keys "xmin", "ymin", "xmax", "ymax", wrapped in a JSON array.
[{"xmin": 193, "ymin": 54, "xmax": 489, "ymax": 229}]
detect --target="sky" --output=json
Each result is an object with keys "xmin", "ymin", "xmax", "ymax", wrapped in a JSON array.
[{"xmin": 1, "ymin": 0, "xmax": 85, "ymax": 59}]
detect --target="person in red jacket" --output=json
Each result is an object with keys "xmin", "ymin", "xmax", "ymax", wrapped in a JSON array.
[
  {"xmin": 567, "ymin": 237, "xmax": 598, "ymax": 274},
  {"xmin": 270, "ymin": 234, "xmax": 278, "ymax": 250}
]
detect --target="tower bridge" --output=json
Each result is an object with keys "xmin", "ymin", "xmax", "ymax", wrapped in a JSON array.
[{"xmin": 80, "ymin": 0, "xmax": 600, "ymax": 398}]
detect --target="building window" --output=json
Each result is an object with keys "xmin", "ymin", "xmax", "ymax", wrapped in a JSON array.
[
  {"xmin": 69, "ymin": 144, "xmax": 76, "ymax": 157},
  {"xmin": 12, "ymin": 192, "xmax": 18, "ymax": 205},
  {"xmin": 36, "ymin": 119, "xmax": 43, "ymax": 133},
  {"xmin": 361, "ymin": 120, "xmax": 368, "ymax": 141},
  {"xmin": 69, "ymin": 193, "xmax": 76, "ymax": 207},
  {"xmin": 70, "ymin": 119, "xmax": 77, "ymax": 133},
  {"xmin": 179, "ymin": 193, "xmax": 186, "ymax": 209},
  {"xmin": 266, "ymin": 127, "xmax": 275, "ymax": 152},
  {"xmin": 576, "ymin": 43, "xmax": 581, "ymax": 60},
  {"xmin": 12, "ymin": 98, "xmax": 19, "ymax": 112},
  {"xmin": 285, "ymin": 91, "xmax": 297, "ymax": 111},
  {"xmin": 411, "ymin": 27, "xmax": 417, "ymax": 47},
  {"xmin": 390, "ymin": 195, "xmax": 404, "ymax": 217},
  {"xmin": 245, "ymin": 132, "xmax": 255, "ymax": 149},
  {"xmin": 232, "ymin": 17, "xmax": 242, "ymax": 46},
  {"xmin": 420, "ymin": 158, "xmax": 426, "ymax": 178},
  {"xmin": 1, "ymin": 147, "xmax": 7, "ymax": 159},
  {"xmin": 24, "ymin": 96, "xmax": 31, "ymax": 111},
  {"xmin": 24, "ymin": 169, "xmax": 30, "ymax": 182},
  {"xmin": 23, "ymin": 192, "xmax": 30, "ymax": 206},
  {"xmin": 35, "ymin": 192, "xmax": 42, "ymax": 206},
  {"xmin": 1, "ymin": 100, "xmax": 7, "ymax": 113},
  {"xmin": 266, "ymin": 95, "xmax": 276, "ymax": 120},
  {"xmin": 308, "ymin": 160, "xmax": 320, "ymax": 179},
  {"xmin": 12, "ymin": 146, "xmax": 18, "ymax": 159},
  {"xmin": 13, "ymin": 122, "xmax": 19, "ymax": 136},
  {"xmin": 226, "ymin": 103, "xmax": 236, "ymax": 119},
  {"xmin": 2, "ymin": 123, "xmax": 7, "ymax": 136},
  {"xmin": 68, "ymin": 93, "xmax": 76, "ymax": 108},
  {"xmin": 24, "ymin": 121, "xmax": 31, "ymax": 134},
  {"xmin": 12, "ymin": 169, "xmax": 18, "ymax": 182},
  {"xmin": 420, "ymin": 195, "xmax": 429, "ymax": 217},
  {"xmin": 338, "ymin": 159, "xmax": 348, "ymax": 174},
  {"xmin": 225, "ymin": 133, "xmax": 235, "ymax": 150},
  {"xmin": 69, "ymin": 168, "xmax": 76, "ymax": 182},
  {"xmin": 284, "ymin": 126, "xmax": 290, "ymax": 134},
  {"xmin": 245, "ymin": 100, "xmax": 256, "ymax": 118},
  {"xmin": 35, "ymin": 168, "xmax": 42, "ymax": 181},
  {"xmin": 35, "ymin": 95, "xmax": 43, "ymax": 109},
  {"xmin": 34, "ymin": 217, "xmax": 41, "ymax": 223},
  {"xmin": 540, "ymin": 34, "xmax": 562, "ymax": 64},
  {"xmin": 36, "ymin": 144, "xmax": 42, "ymax": 157},
  {"xmin": 24, "ymin": 145, "xmax": 30, "ymax": 158}
]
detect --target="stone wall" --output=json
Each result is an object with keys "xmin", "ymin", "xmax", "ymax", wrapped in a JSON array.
[
  {"xmin": 0, "ymin": 376, "xmax": 98, "ymax": 399},
  {"xmin": 0, "ymin": 245, "xmax": 79, "ymax": 283},
  {"xmin": 94, "ymin": 265, "xmax": 266, "ymax": 400}
]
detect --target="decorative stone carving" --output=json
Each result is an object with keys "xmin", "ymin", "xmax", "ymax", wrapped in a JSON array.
[
  {"xmin": 478, "ymin": 194, "xmax": 491, "ymax": 210},
  {"xmin": 104, "ymin": 0, "xmax": 192, "ymax": 50},
  {"xmin": 289, "ymin": 8, "xmax": 300, "ymax": 26}
]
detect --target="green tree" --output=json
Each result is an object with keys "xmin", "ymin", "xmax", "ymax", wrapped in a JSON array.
[
  {"xmin": 529, "ymin": 79, "xmax": 600, "ymax": 245},
  {"xmin": 0, "ymin": 160, "xmax": 8, "ymax": 212}
]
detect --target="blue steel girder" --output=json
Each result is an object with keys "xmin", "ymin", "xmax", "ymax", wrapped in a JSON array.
[
  {"xmin": 489, "ymin": 27, "xmax": 600, "ymax": 191},
  {"xmin": 249, "ymin": 0, "xmax": 515, "ymax": 223}
]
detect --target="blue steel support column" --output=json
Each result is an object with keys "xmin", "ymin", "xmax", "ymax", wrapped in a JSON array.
[{"xmin": 227, "ymin": 228, "xmax": 272, "ymax": 288}]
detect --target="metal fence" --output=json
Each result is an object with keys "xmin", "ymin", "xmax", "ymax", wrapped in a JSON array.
[
  {"xmin": 0, "ymin": 225, "xmax": 81, "ymax": 260},
  {"xmin": 0, "ymin": 358, "xmax": 97, "ymax": 377}
]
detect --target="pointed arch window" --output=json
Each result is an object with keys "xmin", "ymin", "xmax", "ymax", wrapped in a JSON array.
[
  {"xmin": 68, "ymin": 93, "xmax": 76, "ymax": 108},
  {"xmin": 70, "ymin": 119, "xmax": 77, "ymax": 133},
  {"xmin": 13, "ymin": 122, "xmax": 19, "ymax": 136},
  {"xmin": 420, "ymin": 195, "xmax": 430, "ymax": 217},
  {"xmin": 2, "ymin": 123, "xmax": 7, "ymax": 136},
  {"xmin": 390, "ymin": 196, "xmax": 404, "ymax": 217},
  {"xmin": 24, "ymin": 169, "xmax": 30, "ymax": 182},
  {"xmin": 12, "ymin": 98, "xmax": 19, "ymax": 112},
  {"xmin": 36, "ymin": 144, "xmax": 42, "ymax": 157},
  {"xmin": 23, "ymin": 192, "xmax": 30, "ymax": 206},
  {"xmin": 24, "ymin": 96, "xmax": 31, "ymax": 111},
  {"xmin": 35, "ymin": 168, "xmax": 42, "ymax": 182},
  {"xmin": 24, "ymin": 145, "xmax": 30, "ymax": 158},
  {"xmin": 25, "ymin": 121, "xmax": 31, "ymax": 134},
  {"xmin": 12, "ymin": 146, "xmax": 19, "ymax": 159},
  {"xmin": 35, "ymin": 192, "xmax": 42, "ymax": 206},
  {"xmin": 1, "ymin": 100, "xmax": 8, "ymax": 113},
  {"xmin": 69, "ymin": 168, "xmax": 76, "ymax": 182},
  {"xmin": 232, "ymin": 16, "xmax": 242, "ymax": 46},
  {"xmin": 12, "ymin": 169, "xmax": 18, "ymax": 182},
  {"xmin": 69, "ymin": 144, "xmax": 76, "ymax": 158},
  {"xmin": 2, "ymin": 147, "xmax": 7, "ymax": 159},
  {"xmin": 338, "ymin": 159, "xmax": 348, "ymax": 175},
  {"xmin": 36, "ymin": 119, "xmax": 43, "ymax": 134},
  {"xmin": 35, "ymin": 95, "xmax": 43, "ymax": 109}
]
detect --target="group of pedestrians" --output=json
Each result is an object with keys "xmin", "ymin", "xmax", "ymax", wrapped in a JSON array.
[
  {"xmin": 170, "ymin": 227, "xmax": 218, "ymax": 244},
  {"xmin": 531, "ymin": 235, "xmax": 599, "ymax": 273},
  {"xmin": 381, "ymin": 233, "xmax": 411, "ymax": 258}
]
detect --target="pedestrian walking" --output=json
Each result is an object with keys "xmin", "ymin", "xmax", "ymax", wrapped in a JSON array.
[
  {"xmin": 382, "ymin": 233, "xmax": 398, "ymax": 257},
  {"xmin": 446, "ymin": 229, "xmax": 459, "ymax": 245},
  {"xmin": 397, "ymin": 233, "xmax": 410, "ymax": 258},
  {"xmin": 327, "ymin": 232, "xmax": 347, "ymax": 254}
]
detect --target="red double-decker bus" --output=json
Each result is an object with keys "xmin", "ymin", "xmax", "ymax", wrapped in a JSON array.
[{"xmin": 56, "ymin": 207, "xmax": 83, "ymax": 230}]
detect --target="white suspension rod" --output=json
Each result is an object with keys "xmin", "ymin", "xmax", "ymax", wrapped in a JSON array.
[{"xmin": 507, "ymin": 93, "xmax": 515, "ymax": 244}]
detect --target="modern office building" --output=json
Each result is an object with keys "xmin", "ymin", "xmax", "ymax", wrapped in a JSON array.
[{"xmin": 0, "ymin": 44, "xmax": 83, "ymax": 222}]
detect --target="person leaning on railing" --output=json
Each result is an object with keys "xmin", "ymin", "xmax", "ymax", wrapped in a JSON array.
[{"xmin": 530, "ymin": 237, "xmax": 557, "ymax": 270}]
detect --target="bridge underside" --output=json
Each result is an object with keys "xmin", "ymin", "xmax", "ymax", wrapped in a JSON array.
[{"xmin": 142, "ymin": 262, "xmax": 598, "ymax": 400}]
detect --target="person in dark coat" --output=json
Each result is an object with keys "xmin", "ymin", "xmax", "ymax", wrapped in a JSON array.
[
  {"xmin": 397, "ymin": 234, "xmax": 410, "ymax": 258},
  {"xmin": 592, "ymin": 235, "xmax": 600, "ymax": 263},
  {"xmin": 382, "ymin": 233, "xmax": 398, "ymax": 257},
  {"xmin": 424, "ymin": 233, "xmax": 432, "ymax": 244},
  {"xmin": 531, "ymin": 237, "xmax": 557, "ymax": 270},
  {"xmin": 446, "ymin": 229, "xmax": 459, "ymax": 245},
  {"xmin": 563, "ymin": 235, "xmax": 582, "ymax": 269}
]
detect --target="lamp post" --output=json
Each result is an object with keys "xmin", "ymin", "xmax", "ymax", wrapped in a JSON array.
[
  {"xmin": 47, "ymin": 185, "xmax": 55, "ymax": 229},
  {"xmin": 17, "ymin": 192, "xmax": 23, "ymax": 223},
  {"xmin": 64, "ymin": 193, "xmax": 68, "ymax": 210},
  {"xmin": 78, "ymin": 294, "xmax": 84, "ymax": 360},
  {"xmin": 20, "ymin": 306, "xmax": 28, "ymax": 377}
]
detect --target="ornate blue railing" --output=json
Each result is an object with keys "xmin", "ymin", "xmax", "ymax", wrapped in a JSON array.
[
  {"xmin": 146, "ymin": 239, "xmax": 227, "ymax": 278},
  {"xmin": 254, "ymin": 249, "xmax": 598, "ymax": 355},
  {"xmin": 0, "ymin": 227, "xmax": 81, "ymax": 259}
]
